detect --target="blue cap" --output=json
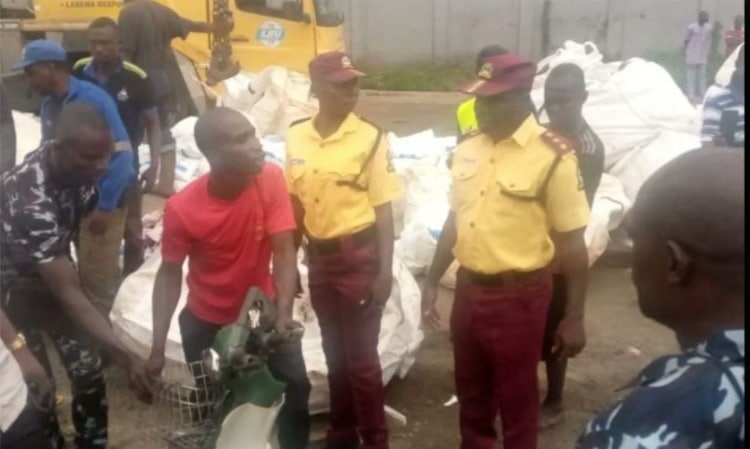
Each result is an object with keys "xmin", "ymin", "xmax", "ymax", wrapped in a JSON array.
[{"xmin": 13, "ymin": 40, "xmax": 67, "ymax": 71}]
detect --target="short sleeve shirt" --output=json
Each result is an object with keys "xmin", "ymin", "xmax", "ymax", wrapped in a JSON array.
[
  {"xmin": 450, "ymin": 116, "xmax": 590, "ymax": 274},
  {"xmin": 571, "ymin": 122, "xmax": 606, "ymax": 206},
  {"xmin": 685, "ymin": 22, "xmax": 714, "ymax": 65},
  {"xmin": 72, "ymin": 58, "xmax": 157, "ymax": 151},
  {"xmin": 285, "ymin": 114, "xmax": 404, "ymax": 239},
  {"xmin": 161, "ymin": 163, "xmax": 296, "ymax": 325},
  {"xmin": 118, "ymin": 0, "xmax": 191, "ymax": 97},
  {"xmin": 0, "ymin": 144, "xmax": 97, "ymax": 296}
]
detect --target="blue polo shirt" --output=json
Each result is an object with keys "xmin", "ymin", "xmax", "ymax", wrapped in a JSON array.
[{"xmin": 40, "ymin": 76, "xmax": 135, "ymax": 211}]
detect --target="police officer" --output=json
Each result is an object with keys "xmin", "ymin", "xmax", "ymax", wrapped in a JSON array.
[
  {"xmin": 422, "ymin": 53, "xmax": 591, "ymax": 449},
  {"xmin": 285, "ymin": 52, "xmax": 403, "ymax": 449},
  {"xmin": 456, "ymin": 45, "xmax": 508, "ymax": 142}
]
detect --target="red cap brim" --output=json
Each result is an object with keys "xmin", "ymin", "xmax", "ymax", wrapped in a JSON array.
[
  {"xmin": 325, "ymin": 68, "xmax": 366, "ymax": 83},
  {"xmin": 457, "ymin": 78, "xmax": 515, "ymax": 96}
]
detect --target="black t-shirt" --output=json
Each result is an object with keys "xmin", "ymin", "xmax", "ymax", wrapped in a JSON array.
[
  {"xmin": 72, "ymin": 59, "xmax": 156, "ymax": 164},
  {"xmin": 118, "ymin": 0, "xmax": 191, "ymax": 99},
  {"xmin": 571, "ymin": 123, "xmax": 606, "ymax": 206}
]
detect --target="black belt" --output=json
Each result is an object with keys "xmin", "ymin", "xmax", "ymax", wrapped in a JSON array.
[
  {"xmin": 460, "ymin": 267, "xmax": 548, "ymax": 287},
  {"xmin": 307, "ymin": 226, "xmax": 377, "ymax": 256}
]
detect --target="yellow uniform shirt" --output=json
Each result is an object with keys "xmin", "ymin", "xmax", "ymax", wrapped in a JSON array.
[
  {"xmin": 456, "ymin": 98, "xmax": 478, "ymax": 137},
  {"xmin": 450, "ymin": 116, "xmax": 590, "ymax": 274},
  {"xmin": 285, "ymin": 113, "xmax": 404, "ymax": 240}
]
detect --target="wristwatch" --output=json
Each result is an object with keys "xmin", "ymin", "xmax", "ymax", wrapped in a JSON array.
[{"xmin": 9, "ymin": 333, "xmax": 26, "ymax": 352}]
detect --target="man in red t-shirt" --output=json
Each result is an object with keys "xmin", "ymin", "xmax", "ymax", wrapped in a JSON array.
[
  {"xmin": 725, "ymin": 14, "xmax": 745, "ymax": 58},
  {"xmin": 146, "ymin": 107, "xmax": 310, "ymax": 449}
]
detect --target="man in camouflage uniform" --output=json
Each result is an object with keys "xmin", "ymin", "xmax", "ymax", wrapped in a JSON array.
[
  {"xmin": 577, "ymin": 148, "xmax": 744, "ymax": 448},
  {"xmin": 1, "ymin": 104, "xmax": 152, "ymax": 449}
]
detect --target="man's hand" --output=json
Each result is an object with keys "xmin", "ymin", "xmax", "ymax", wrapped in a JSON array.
[
  {"xmin": 212, "ymin": 15, "xmax": 235, "ymax": 34},
  {"xmin": 420, "ymin": 283, "xmax": 441, "ymax": 331},
  {"xmin": 368, "ymin": 271, "xmax": 393, "ymax": 310},
  {"xmin": 127, "ymin": 354, "xmax": 155, "ymax": 403},
  {"xmin": 140, "ymin": 163, "xmax": 159, "ymax": 193},
  {"xmin": 146, "ymin": 350, "xmax": 165, "ymax": 380},
  {"xmin": 552, "ymin": 317, "xmax": 586, "ymax": 360},
  {"xmin": 274, "ymin": 315, "xmax": 304, "ymax": 342},
  {"xmin": 15, "ymin": 347, "xmax": 53, "ymax": 403},
  {"xmin": 87, "ymin": 209, "xmax": 114, "ymax": 235}
]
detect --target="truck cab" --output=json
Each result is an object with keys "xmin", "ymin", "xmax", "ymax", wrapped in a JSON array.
[{"xmin": 0, "ymin": 0, "xmax": 344, "ymax": 115}]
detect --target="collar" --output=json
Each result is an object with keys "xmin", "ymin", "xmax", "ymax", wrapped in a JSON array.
[
  {"xmin": 621, "ymin": 330, "xmax": 745, "ymax": 391},
  {"xmin": 306, "ymin": 113, "xmax": 361, "ymax": 142},
  {"xmin": 511, "ymin": 114, "xmax": 541, "ymax": 147},
  {"xmin": 83, "ymin": 58, "xmax": 124, "ymax": 81}
]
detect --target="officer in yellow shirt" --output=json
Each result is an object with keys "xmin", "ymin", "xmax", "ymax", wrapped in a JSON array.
[
  {"xmin": 285, "ymin": 52, "xmax": 403, "ymax": 449},
  {"xmin": 456, "ymin": 45, "xmax": 508, "ymax": 142},
  {"xmin": 421, "ymin": 53, "xmax": 590, "ymax": 449}
]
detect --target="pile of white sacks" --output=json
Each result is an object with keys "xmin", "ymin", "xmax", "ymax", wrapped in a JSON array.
[{"xmin": 12, "ymin": 40, "xmax": 707, "ymax": 413}]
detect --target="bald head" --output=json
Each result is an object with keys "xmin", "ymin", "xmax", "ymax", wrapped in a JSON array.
[
  {"xmin": 194, "ymin": 107, "xmax": 253, "ymax": 157},
  {"xmin": 55, "ymin": 103, "xmax": 111, "ymax": 144},
  {"xmin": 546, "ymin": 63, "xmax": 586, "ymax": 92},
  {"xmin": 633, "ymin": 148, "xmax": 744, "ymax": 263}
]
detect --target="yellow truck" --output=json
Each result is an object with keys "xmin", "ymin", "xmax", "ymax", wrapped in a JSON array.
[{"xmin": 0, "ymin": 0, "xmax": 345, "ymax": 115}]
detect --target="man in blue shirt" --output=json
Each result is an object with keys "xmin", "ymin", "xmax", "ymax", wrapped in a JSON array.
[
  {"xmin": 701, "ymin": 45, "xmax": 744, "ymax": 148},
  {"xmin": 576, "ymin": 148, "xmax": 744, "ymax": 449},
  {"xmin": 14, "ymin": 40, "xmax": 135, "ymax": 316}
]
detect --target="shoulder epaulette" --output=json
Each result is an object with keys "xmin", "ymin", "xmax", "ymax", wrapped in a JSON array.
[
  {"xmin": 289, "ymin": 117, "xmax": 312, "ymax": 127},
  {"xmin": 72, "ymin": 57, "xmax": 93, "ymax": 71},
  {"xmin": 540, "ymin": 130, "xmax": 576, "ymax": 156},
  {"xmin": 122, "ymin": 61, "xmax": 148, "ymax": 79}
]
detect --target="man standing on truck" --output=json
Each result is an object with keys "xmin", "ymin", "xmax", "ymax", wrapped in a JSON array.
[
  {"xmin": 73, "ymin": 17, "xmax": 163, "ymax": 275},
  {"xmin": 14, "ymin": 39, "xmax": 136, "ymax": 318},
  {"xmin": 146, "ymin": 107, "xmax": 311, "ymax": 449},
  {"xmin": 118, "ymin": 0, "xmax": 234, "ymax": 198},
  {"xmin": 1, "ymin": 103, "xmax": 153, "ymax": 449}
]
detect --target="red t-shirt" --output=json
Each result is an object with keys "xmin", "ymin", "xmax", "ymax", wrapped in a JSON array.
[
  {"xmin": 725, "ymin": 29, "xmax": 745, "ymax": 57},
  {"xmin": 161, "ymin": 164, "xmax": 296, "ymax": 325}
]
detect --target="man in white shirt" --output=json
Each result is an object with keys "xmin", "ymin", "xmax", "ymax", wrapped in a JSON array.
[
  {"xmin": 684, "ymin": 10, "xmax": 714, "ymax": 103},
  {"xmin": 0, "ymin": 309, "xmax": 52, "ymax": 449}
]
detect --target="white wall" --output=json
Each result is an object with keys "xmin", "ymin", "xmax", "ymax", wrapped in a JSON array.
[{"xmin": 343, "ymin": 0, "xmax": 745, "ymax": 65}]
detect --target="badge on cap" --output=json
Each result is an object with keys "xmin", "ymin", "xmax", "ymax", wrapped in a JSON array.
[
  {"xmin": 478, "ymin": 62, "xmax": 494, "ymax": 80},
  {"xmin": 341, "ymin": 56, "xmax": 353, "ymax": 69}
]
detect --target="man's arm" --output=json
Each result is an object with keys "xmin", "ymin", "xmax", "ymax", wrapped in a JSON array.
[
  {"xmin": 92, "ymin": 92, "xmax": 135, "ymax": 212},
  {"xmin": 37, "ymin": 258, "xmax": 138, "ymax": 367},
  {"xmin": 425, "ymin": 212, "xmax": 457, "ymax": 288},
  {"xmin": 270, "ymin": 231, "xmax": 298, "ymax": 330},
  {"xmin": 141, "ymin": 108, "xmax": 162, "ymax": 192},
  {"xmin": 147, "ymin": 260, "xmax": 182, "ymax": 372}
]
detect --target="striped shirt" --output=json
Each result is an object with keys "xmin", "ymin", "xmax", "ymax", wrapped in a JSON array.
[
  {"xmin": 572, "ymin": 123, "xmax": 605, "ymax": 206},
  {"xmin": 701, "ymin": 84, "xmax": 745, "ymax": 147}
]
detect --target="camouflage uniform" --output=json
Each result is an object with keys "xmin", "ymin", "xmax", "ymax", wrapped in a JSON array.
[
  {"xmin": 1, "ymin": 144, "xmax": 107, "ymax": 449},
  {"xmin": 577, "ymin": 330, "xmax": 744, "ymax": 449}
]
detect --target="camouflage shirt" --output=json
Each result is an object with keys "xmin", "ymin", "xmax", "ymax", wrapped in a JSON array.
[
  {"xmin": 577, "ymin": 330, "xmax": 745, "ymax": 449},
  {"xmin": 0, "ymin": 143, "xmax": 97, "ymax": 297}
]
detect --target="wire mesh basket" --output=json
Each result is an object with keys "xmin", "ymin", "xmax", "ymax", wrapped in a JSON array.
[{"xmin": 145, "ymin": 361, "xmax": 224, "ymax": 449}]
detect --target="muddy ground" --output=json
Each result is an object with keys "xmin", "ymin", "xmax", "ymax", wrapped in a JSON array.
[{"xmin": 51, "ymin": 91, "xmax": 678, "ymax": 449}]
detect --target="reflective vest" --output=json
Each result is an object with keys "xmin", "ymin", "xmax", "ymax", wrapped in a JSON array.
[{"xmin": 456, "ymin": 97, "xmax": 478, "ymax": 137}]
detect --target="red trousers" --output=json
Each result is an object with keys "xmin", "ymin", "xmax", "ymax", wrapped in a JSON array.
[
  {"xmin": 451, "ymin": 268, "xmax": 553, "ymax": 449},
  {"xmin": 308, "ymin": 237, "xmax": 389, "ymax": 449}
]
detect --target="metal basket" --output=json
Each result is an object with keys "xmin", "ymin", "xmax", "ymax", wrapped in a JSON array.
[{"xmin": 146, "ymin": 361, "xmax": 224, "ymax": 449}]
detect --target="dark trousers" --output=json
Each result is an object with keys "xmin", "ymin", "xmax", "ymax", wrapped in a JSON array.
[
  {"xmin": 308, "ymin": 239, "xmax": 388, "ymax": 449},
  {"xmin": 451, "ymin": 268, "xmax": 553, "ymax": 449},
  {"xmin": 178, "ymin": 307, "xmax": 311, "ymax": 449},
  {"xmin": 0, "ymin": 402, "xmax": 53, "ymax": 449},
  {"xmin": 6, "ymin": 285, "xmax": 107, "ymax": 449}
]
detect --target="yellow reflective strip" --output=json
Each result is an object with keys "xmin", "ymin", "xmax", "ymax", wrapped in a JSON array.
[
  {"xmin": 114, "ymin": 141, "xmax": 132, "ymax": 152},
  {"xmin": 122, "ymin": 61, "xmax": 148, "ymax": 79},
  {"xmin": 73, "ymin": 57, "xmax": 93, "ymax": 70}
]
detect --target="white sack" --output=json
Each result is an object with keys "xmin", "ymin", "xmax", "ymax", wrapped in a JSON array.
[
  {"xmin": 584, "ymin": 174, "xmax": 632, "ymax": 266},
  {"xmin": 715, "ymin": 43, "xmax": 743, "ymax": 88},
  {"xmin": 12, "ymin": 111, "xmax": 42, "ymax": 164},
  {"xmin": 111, "ymin": 246, "xmax": 423, "ymax": 415}
]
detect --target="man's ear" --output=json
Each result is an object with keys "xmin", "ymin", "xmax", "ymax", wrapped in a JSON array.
[{"xmin": 665, "ymin": 240, "xmax": 692, "ymax": 285}]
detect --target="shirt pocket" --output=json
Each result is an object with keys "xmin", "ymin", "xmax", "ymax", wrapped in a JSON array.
[
  {"xmin": 450, "ymin": 163, "xmax": 480, "ymax": 210},
  {"xmin": 496, "ymin": 175, "xmax": 540, "ymax": 203}
]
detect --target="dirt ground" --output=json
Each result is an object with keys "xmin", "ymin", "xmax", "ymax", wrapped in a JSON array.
[{"xmin": 50, "ymin": 91, "xmax": 678, "ymax": 449}]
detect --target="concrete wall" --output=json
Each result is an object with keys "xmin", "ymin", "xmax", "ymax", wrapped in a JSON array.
[{"xmin": 343, "ymin": 0, "xmax": 745, "ymax": 66}]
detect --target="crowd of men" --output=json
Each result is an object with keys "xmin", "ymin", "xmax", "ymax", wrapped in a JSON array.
[{"xmin": 0, "ymin": 2, "xmax": 744, "ymax": 449}]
